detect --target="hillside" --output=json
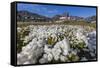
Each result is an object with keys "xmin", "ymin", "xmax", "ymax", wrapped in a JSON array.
[{"xmin": 17, "ymin": 11, "xmax": 52, "ymax": 22}]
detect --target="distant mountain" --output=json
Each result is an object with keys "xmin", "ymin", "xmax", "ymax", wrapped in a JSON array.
[
  {"xmin": 85, "ymin": 15, "xmax": 96, "ymax": 22},
  {"xmin": 52, "ymin": 14, "xmax": 84, "ymax": 21},
  {"xmin": 17, "ymin": 11, "xmax": 51, "ymax": 22},
  {"xmin": 52, "ymin": 15, "xmax": 62, "ymax": 20},
  {"xmin": 17, "ymin": 11, "xmax": 96, "ymax": 23}
]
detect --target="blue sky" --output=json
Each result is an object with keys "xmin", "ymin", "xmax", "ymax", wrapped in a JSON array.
[{"xmin": 17, "ymin": 3, "xmax": 96, "ymax": 18}]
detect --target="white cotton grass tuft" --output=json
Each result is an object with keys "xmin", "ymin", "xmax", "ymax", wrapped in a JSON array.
[{"xmin": 17, "ymin": 25, "xmax": 96, "ymax": 64}]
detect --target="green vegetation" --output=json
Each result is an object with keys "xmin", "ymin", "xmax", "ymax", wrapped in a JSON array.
[
  {"xmin": 17, "ymin": 27, "xmax": 30, "ymax": 53},
  {"xmin": 47, "ymin": 36, "xmax": 57, "ymax": 45},
  {"xmin": 47, "ymin": 34, "xmax": 65, "ymax": 46},
  {"xmin": 70, "ymin": 40, "xmax": 86, "ymax": 49},
  {"xmin": 17, "ymin": 20, "xmax": 96, "ymax": 29},
  {"xmin": 67, "ymin": 53, "xmax": 79, "ymax": 62},
  {"xmin": 63, "ymin": 20, "xmax": 96, "ymax": 28}
]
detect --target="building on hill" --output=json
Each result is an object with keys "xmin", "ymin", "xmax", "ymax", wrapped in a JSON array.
[{"xmin": 59, "ymin": 12, "xmax": 70, "ymax": 20}]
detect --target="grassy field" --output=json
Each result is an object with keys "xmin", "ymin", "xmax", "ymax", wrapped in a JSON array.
[
  {"xmin": 63, "ymin": 20, "xmax": 96, "ymax": 28},
  {"xmin": 17, "ymin": 20, "xmax": 96, "ymax": 29}
]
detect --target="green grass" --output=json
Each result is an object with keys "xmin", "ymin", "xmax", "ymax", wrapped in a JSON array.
[
  {"xmin": 17, "ymin": 27, "xmax": 30, "ymax": 53},
  {"xmin": 63, "ymin": 20, "xmax": 96, "ymax": 28},
  {"xmin": 17, "ymin": 21, "xmax": 96, "ymax": 29}
]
